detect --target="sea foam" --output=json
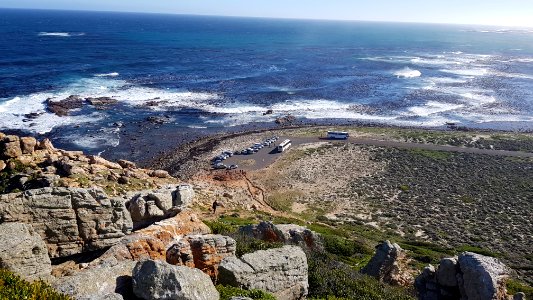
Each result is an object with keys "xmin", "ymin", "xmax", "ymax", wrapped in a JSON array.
[
  {"xmin": 38, "ymin": 32, "xmax": 85, "ymax": 37},
  {"xmin": 394, "ymin": 67, "xmax": 422, "ymax": 78}
]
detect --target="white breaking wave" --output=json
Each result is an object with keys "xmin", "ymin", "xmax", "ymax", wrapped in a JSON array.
[
  {"xmin": 95, "ymin": 72, "xmax": 119, "ymax": 77},
  {"xmin": 0, "ymin": 77, "xmax": 219, "ymax": 134},
  {"xmin": 38, "ymin": 32, "xmax": 85, "ymax": 37},
  {"xmin": 407, "ymin": 101, "xmax": 464, "ymax": 117},
  {"xmin": 394, "ymin": 67, "xmax": 421, "ymax": 78},
  {"xmin": 440, "ymin": 68, "xmax": 489, "ymax": 77}
]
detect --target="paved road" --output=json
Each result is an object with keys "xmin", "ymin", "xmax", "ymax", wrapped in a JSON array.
[{"xmin": 220, "ymin": 136, "xmax": 533, "ymax": 171}]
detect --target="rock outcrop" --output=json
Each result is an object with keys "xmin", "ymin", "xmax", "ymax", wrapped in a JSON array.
[
  {"xmin": 93, "ymin": 210, "xmax": 211, "ymax": 265},
  {"xmin": 239, "ymin": 221, "xmax": 322, "ymax": 250},
  {"xmin": 46, "ymin": 95, "xmax": 84, "ymax": 116},
  {"xmin": 0, "ymin": 135, "xmax": 23, "ymax": 159},
  {"xmin": 218, "ymin": 245, "xmax": 308, "ymax": 300},
  {"xmin": 415, "ymin": 252, "xmax": 510, "ymax": 300},
  {"xmin": 167, "ymin": 234, "xmax": 236, "ymax": 278},
  {"xmin": 132, "ymin": 259, "xmax": 219, "ymax": 300},
  {"xmin": 0, "ymin": 187, "xmax": 132, "ymax": 258},
  {"xmin": 0, "ymin": 132, "xmax": 177, "ymax": 194},
  {"xmin": 125, "ymin": 184, "xmax": 195, "ymax": 229},
  {"xmin": 361, "ymin": 240, "xmax": 413, "ymax": 286},
  {"xmin": 0, "ymin": 222, "xmax": 52, "ymax": 281},
  {"xmin": 53, "ymin": 260, "xmax": 137, "ymax": 300}
]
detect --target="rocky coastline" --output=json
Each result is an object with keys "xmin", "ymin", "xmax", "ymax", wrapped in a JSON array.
[{"xmin": 0, "ymin": 130, "xmax": 531, "ymax": 299}]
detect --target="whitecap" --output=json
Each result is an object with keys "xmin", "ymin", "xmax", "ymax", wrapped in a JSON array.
[
  {"xmin": 38, "ymin": 32, "xmax": 85, "ymax": 37},
  {"xmin": 407, "ymin": 101, "xmax": 464, "ymax": 117},
  {"xmin": 393, "ymin": 67, "xmax": 421, "ymax": 78},
  {"xmin": 94, "ymin": 72, "xmax": 119, "ymax": 77},
  {"xmin": 440, "ymin": 68, "xmax": 489, "ymax": 77}
]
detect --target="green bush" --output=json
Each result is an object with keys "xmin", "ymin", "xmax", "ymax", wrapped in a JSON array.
[
  {"xmin": 322, "ymin": 235, "xmax": 373, "ymax": 257},
  {"xmin": 0, "ymin": 269, "xmax": 71, "ymax": 300},
  {"xmin": 203, "ymin": 220, "xmax": 237, "ymax": 235},
  {"xmin": 216, "ymin": 285, "xmax": 276, "ymax": 300},
  {"xmin": 456, "ymin": 245, "xmax": 500, "ymax": 258},
  {"xmin": 506, "ymin": 279, "xmax": 533, "ymax": 299},
  {"xmin": 307, "ymin": 252, "xmax": 414, "ymax": 300},
  {"xmin": 234, "ymin": 234, "xmax": 284, "ymax": 257}
]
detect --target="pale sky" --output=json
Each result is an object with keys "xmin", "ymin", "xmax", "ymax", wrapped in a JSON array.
[{"xmin": 1, "ymin": 0, "xmax": 532, "ymax": 27}]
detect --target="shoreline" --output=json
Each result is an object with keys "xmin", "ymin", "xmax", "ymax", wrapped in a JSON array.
[{"xmin": 146, "ymin": 121, "xmax": 533, "ymax": 179}]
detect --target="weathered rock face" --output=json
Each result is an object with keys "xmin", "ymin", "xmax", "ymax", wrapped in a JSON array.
[
  {"xmin": 416, "ymin": 252, "xmax": 510, "ymax": 300},
  {"xmin": 93, "ymin": 210, "xmax": 211, "ymax": 265},
  {"xmin": 0, "ymin": 222, "xmax": 52, "ymax": 281},
  {"xmin": 166, "ymin": 234, "xmax": 236, "ymax": 278},
  {"xmin": 20, "ymin": 136, "xmax": 37, "ymax": 155},
  {"xmin": 1, "ymin": 135, "xmax": 23, "ymax": 159},
  {"xmin": 0, "ymin": 187, "xmax": 132, "ymax": 258},
  {"xmin": 218, "ymin": 245, "xmax": 308, "ymax": 300},
  {"xmin": 239, "ymin": 221, "xmax": 322, "ymax": 250},
  {"xmin": 459, "ymin": 252, "xmax": 509, "ymax": 300},
  {"xmin": 361, "ymin": 240, "xmax": 413, "ymax": 286},
  {"xmin": 126, "ymin": 184, "xmax": 195, "ymax": 229},
  {"xmin": 132, "ymin": 259, "xmax": 220, "ymax": 300},
  {"xmin": 53, "ymin": 260, "xmax": 137, "ymax": 300}
]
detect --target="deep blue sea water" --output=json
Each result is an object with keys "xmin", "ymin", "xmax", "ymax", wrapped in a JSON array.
[{"xmin": 1, "ymin": 9, "xmax": 533, "ymax": 152}]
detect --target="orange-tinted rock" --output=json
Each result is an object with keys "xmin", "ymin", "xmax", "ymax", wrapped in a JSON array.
[
  {"xmin": 20, "ymin": 137, "xmax": 37, "ymax": 155},
  {"xmin": 92, "ymin": 210, "xmax": 211, "ymax": 265},
  {"xmin": 1, "ymin": 135, "xmax": 22, "ymax": 158}
]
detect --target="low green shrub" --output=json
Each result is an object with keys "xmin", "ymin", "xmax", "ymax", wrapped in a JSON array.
[
  {"xmin": 233, "ymin": 234, "xmax": 284, "ymax": 257},
  {"xmin": 506, "ymin": 279, "xmax": 533, "ymax": 299},
  {"xmin": 456, "ymin": 245, "xmax": 500, "ymax": 258},
  {"xmin": 307, "ymin": 252, "xmax": 414, "ymax": 300},
  {"xmin": 0, "ymin": 269, "xmax": 71, "ymax": 300},
  {"xmin": 322, "ymin": 235, "xmax": 373, "ymax": 257},
  {"xmin": 216, "ymin": 284, "xmax": 276, "ymax": 300},
  {"xmin": 203, "ymin": 220, "xmax": 237, "ymax": 235}
]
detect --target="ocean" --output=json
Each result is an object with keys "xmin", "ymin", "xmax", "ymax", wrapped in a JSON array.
[{"xmin": 1, "ymin": 9, "xmax": 533, "ymax": 154}]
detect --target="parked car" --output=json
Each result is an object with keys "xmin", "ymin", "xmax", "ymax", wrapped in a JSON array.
[
  {"xmin": 227, "ymin": 164, "xmax": 238, "ymax": 170},
  {"xmin": 213, "ymin": 163, "xmax": 227, "ymax": 169}
]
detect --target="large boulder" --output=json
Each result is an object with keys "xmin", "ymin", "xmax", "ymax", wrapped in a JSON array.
[
  {"xmin": 239, "ymin": 221, "xmax": 322, "ymax": 250},
  {"xmin": 361, "ymin": 240, "xmax": 412, "ymax": 286},
  {"xmin": 0, "ymin": 223, "xmax": 52, "ymax": 281},
  {"xmin": 92, "ymin": 210, "xmax": 211, "ymax": 265},
  {"xmin": 1, "ymin": 135, "xmax": 22, "ymax": 158},
  {"xmin": 126, "ymin": 185, "xmax": 195, "ymax": 229},
  {"xmin": 458, "ymin": 252, "xmax": 509, "ymax": 300},
  {"xmin": 132, "ymin": 259, "xmax": 219, "ymax": 300},
  {"xmin": 416, "ymin": 252, "xmax": 510, "ymax": 300},
  {"xmin": 20, "ymin": 136, "xmax": 37, "ymax": 155},
  {"xmin": 218, "ymin": 245, "xmax": 308, "ymax": 300},
  {"xmin": 0, "ymin": 187, "xmax": 132, "ymax": 258},
  {"xmin": 167, "ymin": 234, "xmax": 236, "ymax": 278},
  {"xmin": 52, "ymin": 260, "xmax": 137, "ymax": 300}
]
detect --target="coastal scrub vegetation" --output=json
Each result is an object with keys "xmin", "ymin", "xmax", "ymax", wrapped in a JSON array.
[
  {"xmin": 0, "ymin": 269, "xmax": 70, "ymax": 300},
  {"xmin": 216, "ymin": 285, "xmax": 276, "ymax": 300}
]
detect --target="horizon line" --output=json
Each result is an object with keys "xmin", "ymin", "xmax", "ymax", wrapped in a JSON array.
[{"xmin": 1, "ymin": 6, "xmax": 531, "ymax": 29}]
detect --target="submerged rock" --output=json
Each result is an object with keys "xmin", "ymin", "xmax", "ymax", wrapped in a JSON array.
[{"xmin": 46, "ymin": 95, "xmax": 84, "ymax": 116}]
